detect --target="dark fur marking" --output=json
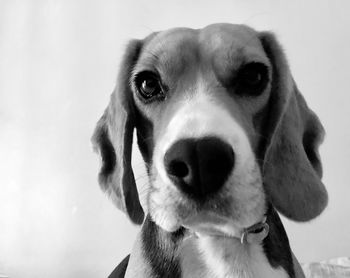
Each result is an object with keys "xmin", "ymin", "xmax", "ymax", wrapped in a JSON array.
[
  {"xmin": 109, "ymin": 255, "xmax": 130, "ymax": 278},
  {"xmin": 135, "ymin": 107, "xmax": 155, "ymax": 170},
  {"xmin": 263, "ymin": 204, "xmax": 295, "ymax": 278},
  {"xmin": 97, "ymin": 127, "xmax": 116, "ymax": 185}
]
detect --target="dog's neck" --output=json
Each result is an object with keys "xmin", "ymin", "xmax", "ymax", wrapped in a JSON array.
[
  {"xmin": 125, "ymin": 206, "xmax": 296, "ymax": 278},
  {"xmin": 180, "ymin": 234, "xmax": 286, "ymax": 278}
]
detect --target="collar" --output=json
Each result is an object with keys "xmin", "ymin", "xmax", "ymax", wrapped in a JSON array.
[{"xmin": 240, "ymin": 217, "xmax": 269, "ymax": 244}]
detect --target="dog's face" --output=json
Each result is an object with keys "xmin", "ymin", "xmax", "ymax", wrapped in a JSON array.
[
  {"xmin": 92, "ymin": 24, "xmax": 328, "ymax": 236},
  {"xmin": 133, "ymin": 25, "xmax": 271, "ymax": 234}
]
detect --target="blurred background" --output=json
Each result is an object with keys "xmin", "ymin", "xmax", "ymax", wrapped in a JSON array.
[{"xmin": 0, "ymin": 0, "xmax": 349, "ymax": 277}]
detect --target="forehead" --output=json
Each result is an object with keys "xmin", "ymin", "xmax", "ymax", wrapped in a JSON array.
[{"xmin": 137, "ymin": 24, "xmax": 267, "ymax": 74}]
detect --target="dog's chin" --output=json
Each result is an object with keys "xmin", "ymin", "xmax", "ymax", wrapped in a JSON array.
[
  {"xmin": 154, "ymin": 209, "xmax": 264, "ymax": 240},
  {"xmin": 153, "ymin": 214, "xmax": 235, "ymax": 237},
  {"xmin": 180, "ymin": 211, "xmax": 243, "ymax": 239},
  {"xmin": 157, "ymin": 220, "xmax": 239, "ymax": 241}
]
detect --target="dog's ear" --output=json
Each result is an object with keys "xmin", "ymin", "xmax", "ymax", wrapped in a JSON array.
[
  {"xmin": 91, "ymin": 40, "xmax": 144, "ymax": 225},
  {"xmin": 259, "ymin": 32, "xmax": 328, "ymax": 221}
]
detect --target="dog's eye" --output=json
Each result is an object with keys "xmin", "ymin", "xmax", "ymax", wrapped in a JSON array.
[
  {"xmin": 236, "ymin": 62, "xmax": 268, "ymax": 96},
  {"xmin": 135, "ymin": 71, "xmax": 164, "ymax": 100}
]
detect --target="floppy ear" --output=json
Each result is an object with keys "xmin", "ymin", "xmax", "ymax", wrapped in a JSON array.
[
  {"xmin": 259, "ymin": 32, "xmax": 328, "ymax": 221},
  {"xmin": 91, "ymin": 40, "xmax": 144, "ymax": 225}
]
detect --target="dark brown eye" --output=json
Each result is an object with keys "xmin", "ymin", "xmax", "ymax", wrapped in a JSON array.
[
  {"xmin": 135, "ymin": 71, "xmax": 164, "ymax": 100},
  {"xmin": 237, "ymin": 62, "xmax": 268, "ymax": 96}
]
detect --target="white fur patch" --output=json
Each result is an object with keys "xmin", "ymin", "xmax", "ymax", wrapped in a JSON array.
[{"xmin": 180, "ymin": 236, "xmax": 289, "ymax": 278}]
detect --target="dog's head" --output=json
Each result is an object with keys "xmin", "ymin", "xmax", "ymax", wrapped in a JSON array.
[{"xmin": 92, "ymin": 24, "xmax": 327, "ymax": 236}]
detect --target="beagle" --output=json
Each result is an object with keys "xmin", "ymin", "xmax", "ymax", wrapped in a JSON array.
[{"xmin": 92, "ymin": 23, "xmax": 328, "ymax": 278}]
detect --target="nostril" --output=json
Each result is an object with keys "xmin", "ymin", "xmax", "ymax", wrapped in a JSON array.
[{"xmin": 167, "ymin": 160, "xmax": 189, "ymax": 178}]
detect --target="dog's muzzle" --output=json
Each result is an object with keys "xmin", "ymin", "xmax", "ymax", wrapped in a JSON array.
[{"xmin": 161, "ymin": 135, "xmax": 269, "ymax": 244}]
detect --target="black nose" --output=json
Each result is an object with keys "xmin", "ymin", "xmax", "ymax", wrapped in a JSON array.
[{"xmin": 163, "ymin": 137, "xmax": 235, "ymax": 197}]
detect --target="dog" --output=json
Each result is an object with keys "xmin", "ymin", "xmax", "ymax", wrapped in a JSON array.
[{"xmin": 92, "ymin": 23, "xmax": 328, "ymax": 278}]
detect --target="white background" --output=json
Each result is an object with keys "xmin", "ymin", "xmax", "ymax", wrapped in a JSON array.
[{"xmin": 0, "ymin": 1, "xmax": 349, "ymax": 277}]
